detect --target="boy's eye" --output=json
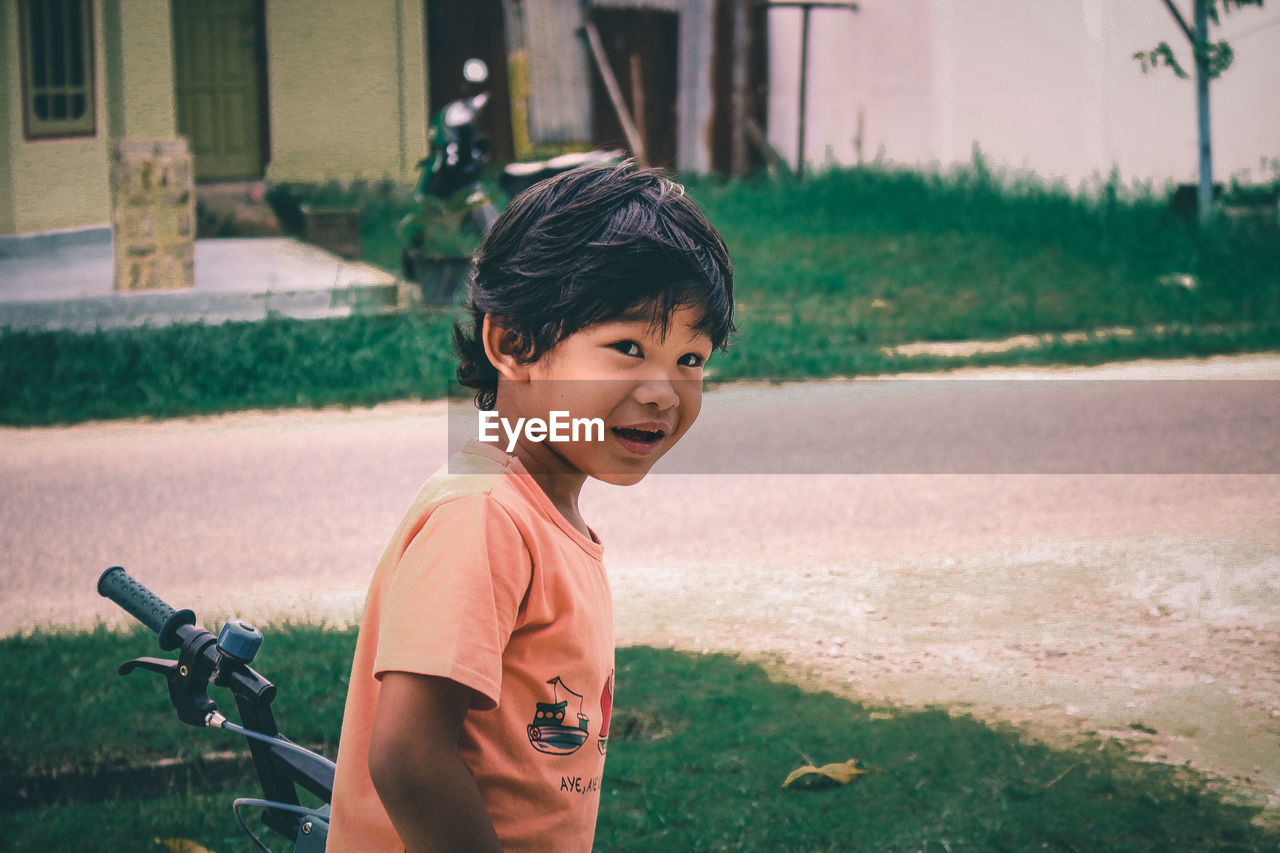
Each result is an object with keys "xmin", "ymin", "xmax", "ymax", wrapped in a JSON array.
[
  {"xmin": 679, "ymin": 352, "xmax": 706, "ymax": 368},
  {"xmin": 610, "ymin": 340, "xmax": 642, "ymax": 357}
]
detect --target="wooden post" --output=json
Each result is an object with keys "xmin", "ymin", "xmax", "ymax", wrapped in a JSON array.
[
  {"xmin": 630, "ymin": 51, "xmax": 648, "ymax": 162},
  {"xmin": 797, "ymin": 3, "xmax": 811, "ymax": 179},
  {"xmin": 582, "ymin": 20, "xmax": 649, "ymax": 167},
  {"xmin": 731, "ymin": 0, "xmax": 750, "ymax": 176},
  {"xmin": 760, "ymin": 2, "xmax": 859, "ymax": 179},
  {"xmin": 744, "ymin": 116, "xmax": 791, "ymax": 177}
]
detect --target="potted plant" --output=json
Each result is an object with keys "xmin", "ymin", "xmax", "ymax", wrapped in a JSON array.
[{"xmin": 397, "ymin": 192, "xmax": 487, "ymax": 307}]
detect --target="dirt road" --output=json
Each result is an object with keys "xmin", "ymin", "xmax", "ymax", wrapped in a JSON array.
[{"xmin": 3, "ymin": 354, "xmax": 1278, "ymax": 809}]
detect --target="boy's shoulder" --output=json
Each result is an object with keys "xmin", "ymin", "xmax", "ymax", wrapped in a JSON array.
[
  {"xmin": 410, "ymin": 439, "xmax": 522, "ymax": 516},
  {"xmin": 404, "ymin": 439, "xmax": 564, "ymax": 538},
  {"xmin": 377, "ymin": 440, "xmax": 531, "ymax": 571},
  {"xmin": 395, "ymin": 439, "xmax": 601, "ymax": 560}
]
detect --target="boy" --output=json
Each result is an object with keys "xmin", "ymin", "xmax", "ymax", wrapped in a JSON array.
[{"xmin": 328, "ymin": 162, "xmax": 734, "ymax": 851}]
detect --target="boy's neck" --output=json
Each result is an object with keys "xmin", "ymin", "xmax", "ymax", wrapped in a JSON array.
[{"xmin": 510, "ymin": 441, "xmax": 592, "ymax": 539}]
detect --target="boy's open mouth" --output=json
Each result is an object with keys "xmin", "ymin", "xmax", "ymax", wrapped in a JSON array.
[{"xmin": 611, "ymin": 426, "xmax": 665, "ymax": 454}]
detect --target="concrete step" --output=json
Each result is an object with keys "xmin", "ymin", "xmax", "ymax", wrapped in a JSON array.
[
  {"xmin": 0, "ymin": 234, "xmax": 400, "ymax": 333},
  {"xmin": 0, "ymin": 281, "xmax": 399, "ymax": 332}
]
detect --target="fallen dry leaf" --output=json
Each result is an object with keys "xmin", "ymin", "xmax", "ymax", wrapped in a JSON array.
[
  {"xmin": 781, "ymin": 758, "xmax": 869, "ymax": 789},
  {"xmin": 154, "ymin": 839, "xmax": 216, "ymax": 853}
]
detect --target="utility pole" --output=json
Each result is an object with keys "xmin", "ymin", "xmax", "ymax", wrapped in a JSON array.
[{"xmin": 759, "ymin": 1, "xmax": 859, "ymax": 179}]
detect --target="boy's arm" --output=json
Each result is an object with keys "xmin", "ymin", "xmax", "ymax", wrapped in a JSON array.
[{"xmin": 368, "ymin": 672, "xmax": 504, "ymax": 853}]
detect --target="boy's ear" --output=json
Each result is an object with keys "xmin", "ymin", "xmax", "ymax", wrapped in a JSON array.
[{"xmin": 482, "ymin": 315, "xmax": 533, "ymax": 381}]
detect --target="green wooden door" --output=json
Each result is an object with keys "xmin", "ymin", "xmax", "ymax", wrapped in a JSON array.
[{"xmin": 172, "ymin": 0, "xmax": 264, "ymax": 181}]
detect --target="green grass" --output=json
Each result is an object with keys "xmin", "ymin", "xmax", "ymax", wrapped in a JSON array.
[
  {"xmin": 599, "ymin": 648, "xmax": 1277, "ymax": 852},
  {"xmin": 0, "ymin": 625, "xmax": 352, "ymax": 779},
  {"xmin": 3, "ymin": 163, "xmax": 1278, "ymax": 425},
  {"xmin": 0, "ymin": 312, "xmax": 458, "ymax": 426},
  {"xmin": 1, "ymin": 627, "xmax": 1275, "ymax": 851},
  {"xmin": 683, "ymin": 164, "xmax": 1280, "ymax": 382}
]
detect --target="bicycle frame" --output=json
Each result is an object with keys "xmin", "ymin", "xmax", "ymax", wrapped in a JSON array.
[{"xmin": 98, "ymin": 566, "xmax": 333, "ymax": 852}]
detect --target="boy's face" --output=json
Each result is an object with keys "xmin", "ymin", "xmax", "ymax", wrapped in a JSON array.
[{"xmin": 503, "ymin": 304, "xmax": 713, "ymax": 486}]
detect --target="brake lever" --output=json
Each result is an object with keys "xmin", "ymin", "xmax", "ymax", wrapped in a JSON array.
[
  {"xmin": 118, "ymin": 644, "xmax": 219, "ymax": 728},
  {"xmin": 117, "ymin": 656, "xmax": 178, "ymax": 678}
]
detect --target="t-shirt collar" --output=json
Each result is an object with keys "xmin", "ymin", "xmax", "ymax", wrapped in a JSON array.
[{"xmin": 461, "ymin": 439, "xmax": 605, "ymax": 557}]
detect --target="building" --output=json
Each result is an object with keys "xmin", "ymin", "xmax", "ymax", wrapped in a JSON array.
[
  {"xmin": 1, "ymin": 0, "xmax": 771, "ymax": 246},
  {"xmin": 765, "ymin": 0, "xmax": 1280, "ymax": 186},
  {"xmin": 1, "ymin": 0, "xmax": 431, "ymax": 240}
]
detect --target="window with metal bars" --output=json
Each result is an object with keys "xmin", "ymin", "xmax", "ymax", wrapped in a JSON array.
[{"xmin": 19, "ymin": 0, "xmax": 97, "ymax": 138}]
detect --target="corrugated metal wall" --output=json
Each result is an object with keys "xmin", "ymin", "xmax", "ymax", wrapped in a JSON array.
[{"xmin": 521, "ymin": 0, "xmax": 592, "ymax": 144}]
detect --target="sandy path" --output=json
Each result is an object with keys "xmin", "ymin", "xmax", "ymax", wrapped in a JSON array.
[{"xmin": 588, "ymin": 472, "xmax": 1280, "ymax": 808}]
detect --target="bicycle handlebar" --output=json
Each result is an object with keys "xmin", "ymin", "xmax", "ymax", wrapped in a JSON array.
[
  {"xmin": 96, "ymin": 564, "xmax": 333, "ymax": 841},
  {"xmin": 98, "ymin": 565, "xmax": 196, "ymax": 650},
  {"xmin": 97, "ymin": 565, "xmax": 173, "ymax": 632}
]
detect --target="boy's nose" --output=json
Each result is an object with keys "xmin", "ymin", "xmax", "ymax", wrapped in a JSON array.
[{"xmin": 631, "ymin": 375, "xmax": 680, "ymax": 410}]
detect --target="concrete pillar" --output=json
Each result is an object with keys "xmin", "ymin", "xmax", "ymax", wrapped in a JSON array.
[{"xmin": 111, "ymin": 139, "xmax": 196, "ymax": 291}]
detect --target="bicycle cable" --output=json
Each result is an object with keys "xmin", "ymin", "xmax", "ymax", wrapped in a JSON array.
[{"xmin": 206, "ymin": 711, "xmax": 338, "ymax": 771}]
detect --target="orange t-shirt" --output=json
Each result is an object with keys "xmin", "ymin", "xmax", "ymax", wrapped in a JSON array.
[{"xmin": 328, "ymin": 440, "xmax": 614, "ymax": 852}]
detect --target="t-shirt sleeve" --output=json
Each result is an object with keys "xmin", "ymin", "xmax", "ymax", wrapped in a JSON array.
[{"xmin": 372, "ymin": 493, "xmax": 532, "ymax": 711}]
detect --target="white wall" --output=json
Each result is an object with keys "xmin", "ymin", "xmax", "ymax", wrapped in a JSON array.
[{"xmin": 767, "ymin": 0, "xmax": 1280, "ymax": 186}]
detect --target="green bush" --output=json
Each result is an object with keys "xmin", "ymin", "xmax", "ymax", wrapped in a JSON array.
[{"xmin": 0, "ymin": 313, "xmax": 458, "ymax": 425}]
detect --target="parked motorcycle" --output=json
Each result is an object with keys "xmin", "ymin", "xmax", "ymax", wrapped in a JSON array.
[
  {"xmin": 399, "ymin": 58, "xmax": 622, "ymax": 303},
  {"xmin": 399, "ymin": 57, "xmax": 497, "ymax": 262}
]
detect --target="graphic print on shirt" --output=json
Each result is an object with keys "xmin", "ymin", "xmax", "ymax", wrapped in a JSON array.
[
  {"xmin": 598, "ymin": 669, "xmax": 613, "ymax": 755},
  {"xmin": 527, "ymin": 676, "xmax": 590, "ymax": 755}
]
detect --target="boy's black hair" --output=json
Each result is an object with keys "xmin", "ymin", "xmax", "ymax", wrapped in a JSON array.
[{"xmin": 453, "ymin": 161, "xmax": 735, "ymax": 410}]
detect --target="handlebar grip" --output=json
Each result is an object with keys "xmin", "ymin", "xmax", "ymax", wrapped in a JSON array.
[{"xmin": 98, "ymin": 566, "xmax": 196, "ymax": 650}]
